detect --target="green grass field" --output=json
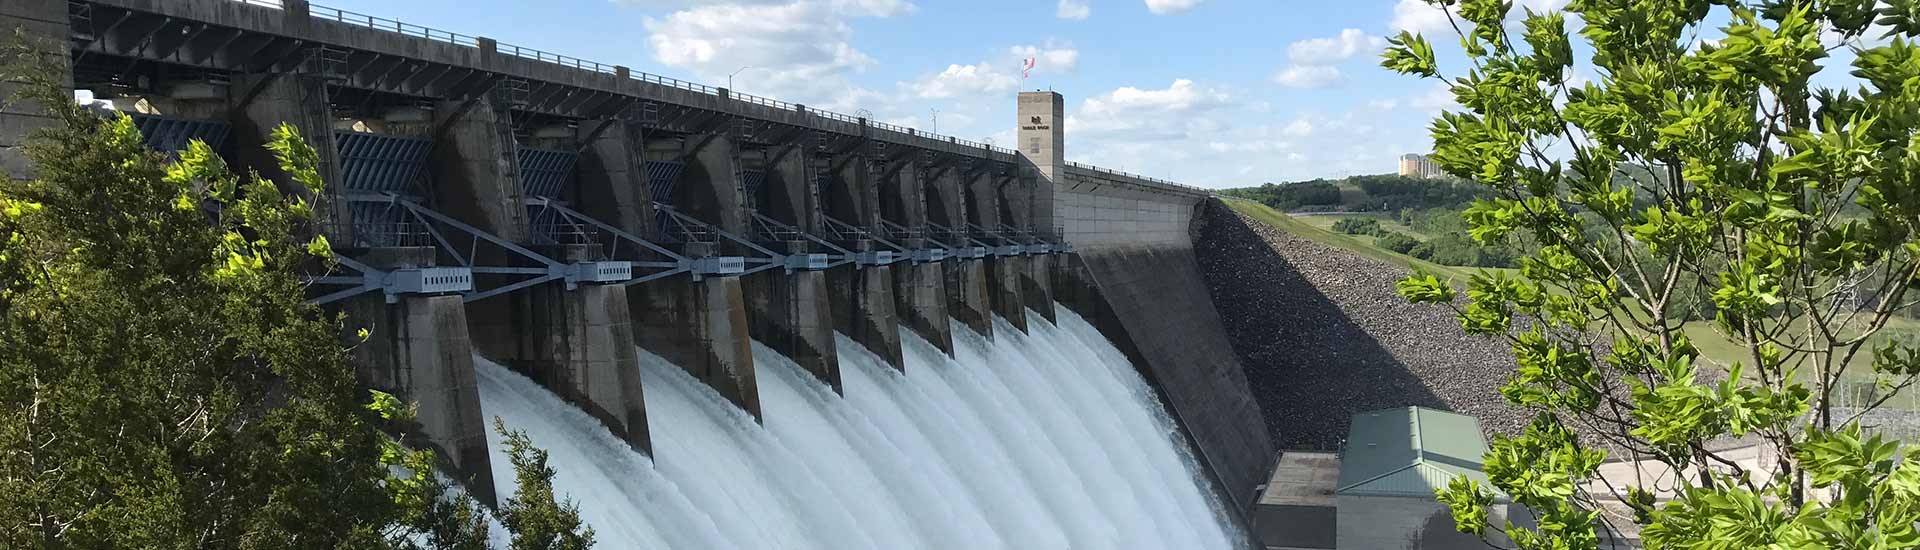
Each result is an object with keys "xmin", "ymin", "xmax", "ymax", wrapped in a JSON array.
[
  {"xmin": 1291, "ymin": 212, "xmax": 1434, "ymax": 239},
  {"xmin": 1220, "ymin": 198, "xmax": 1497, "ymax": 282}
]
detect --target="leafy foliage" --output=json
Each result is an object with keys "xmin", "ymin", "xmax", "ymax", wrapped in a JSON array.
[
  {"xmin": 1380, "ymin": 0, "xmax": 1920, "ymax": 546},
  {"xmin": 1216, "ymin": 181, "xmax": 1343, "ymax": 210},
  {"xmin": 0, "ymin": 34, "xmax": 506, "ymax": 548},
  {"xmin": 1333, "ymin": 217, "xmax": 1386, "ymax": 236},
  {"xmin": 494, "ymin": 419, "xmax": 594, "ymax": 550}
]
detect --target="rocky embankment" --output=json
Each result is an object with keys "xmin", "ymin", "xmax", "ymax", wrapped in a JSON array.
[{"xmin": 1194, "ymin": 201, "xmax": 1524, "ymax": 449}]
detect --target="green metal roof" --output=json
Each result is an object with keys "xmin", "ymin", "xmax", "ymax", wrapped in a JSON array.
[{"xmin": 1336, "ymin": 407, "xmax": 1498, "ymax": 499}]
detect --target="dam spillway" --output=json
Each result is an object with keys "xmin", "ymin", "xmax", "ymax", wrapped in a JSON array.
[
  {"xmin": 478, "ymin": 308, "xmax": 1240, "ymax": 550},
  {"xmin": 2, "ymin": 0, "xmax": 1280, "ymax": 538}
]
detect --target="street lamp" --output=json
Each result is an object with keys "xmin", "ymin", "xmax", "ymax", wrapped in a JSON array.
[{"xmin": 728, "ymin": 66, "xmax": 759, "ymax": 91}]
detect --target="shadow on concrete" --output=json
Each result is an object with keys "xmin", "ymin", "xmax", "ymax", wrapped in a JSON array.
[{"xmin": 1195, "ymin": 204, "xmax": 1449, "ymax": 451}]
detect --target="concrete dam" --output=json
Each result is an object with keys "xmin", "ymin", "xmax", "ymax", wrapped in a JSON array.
[{"xmin": 0, "ymin": 0, "xmax": 1279, "ymax": 546}]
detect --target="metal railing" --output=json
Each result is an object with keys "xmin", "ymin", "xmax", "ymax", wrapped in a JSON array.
[
  {"xmin": 1065, "ymin": 161, "xmax": 1210, "ymax": 194},
  {"xmin": 309, "ymin": 5, "xmax": 481, "ymax": 47},
  {"xmin": 291, "ymin": 1, "xmax": 1142, "ymax": 180},
  {"xmin": 496, "ymin": 43, "xmax": 617, "ymax": 74}
]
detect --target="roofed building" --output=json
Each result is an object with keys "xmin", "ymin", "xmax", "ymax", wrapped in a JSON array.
[
  {"xmin": 1251, "ymin": 407, "xmax": 1517, "ymax": 550},
  {"xmin": 1336, "ymin": 407, "xmax": 1512, "ymax": 550}
]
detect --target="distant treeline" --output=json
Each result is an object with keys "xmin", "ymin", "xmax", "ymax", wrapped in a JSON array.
[{"xmin": 1217, "ymin": 174, "xmax": 1489, "ymax": 212}]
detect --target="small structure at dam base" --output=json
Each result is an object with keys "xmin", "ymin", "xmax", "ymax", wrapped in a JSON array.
[{"xmin": 1254, "ymin": 407, "xmax": 1512, "ymax": 550}]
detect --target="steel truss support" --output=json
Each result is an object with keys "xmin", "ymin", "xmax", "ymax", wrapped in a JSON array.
[
  {"xmin": 928, "ymin": 221, "xmax": 991, "ymax": 260},
  {"xmin": 650, "ymin": 203, "xmax": 780, "ymax": 278},
  {"xmin": 820, "ymin": 214, "xmax": 910, "ymax": 267},
  {"xmin": 311, "ymin": 194, "xmax": 636, "ymax": 305},
  {"xmin": 750, "ymin": 211, "xmax": 852, "ymax": 272},
  {"xmin": 877, "ymin": 219, "xmax": 953, "ymax": 264}
]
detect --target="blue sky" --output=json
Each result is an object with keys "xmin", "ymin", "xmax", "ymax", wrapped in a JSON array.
[{"xmin": 309, "ymin": 0, "xmax": 1553, "ymax": 188}]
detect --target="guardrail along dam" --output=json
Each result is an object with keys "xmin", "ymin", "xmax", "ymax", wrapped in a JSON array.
[{"xmin": 1, "ymin": 1, "xmax": 1281, "ymax": 548}]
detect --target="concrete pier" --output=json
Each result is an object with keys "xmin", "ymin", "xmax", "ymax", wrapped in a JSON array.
[
  {"xmin": 430, "ymin": 94, "xmax": 528, "ymax": 243},
  {"xmin": 634, "ymin": 132, "xmax": 764, "ymax": 416},
  {"xmin": 746, "ymin": 242, "xmax": 841, "ymax": 393},
  {"xmin": 823, "ymin": 153, "xmax": 905, "ymax": 369},
  {"xmin": 574, "ymin": 115, "xmax": 656, "ymax": 235},
  {"xmin": 928, "ymin": 167, "xmax": 992, "ymax": 338},
  {"xmin": 945, "ymin": 259, "xmax": 993, "ymax": 337},
  {"xmin": 988, "ymin": 255, "xmax": 1030, "ymax": 332},
  {"xmin": 829, "ymin": 259, "xmax": 904, "ymax": 369},
  {"xmin": 633, "ymin": 271, "xmax": 760, "ymax": 417},
  {"xmin": 340, "ymin": 248, "xmax": 495, "ymax": 506},
  {"xmin": 1023, "ymin": 253, "xmax": 1057, "ymax": 323},
  {"xmin": 892, "ymin": 253, "xmax": 953, "ymax": 354},
  {"xmin": 230, "ymin": 73, "xmax": 350, "ymax": 238},
  {"xmin": 881, "ymin": 164, "xmax": 953, "ymax": 353},
  {"xmin": 496, "ymin": 245, "xmax": 650, "ymax": 454}
]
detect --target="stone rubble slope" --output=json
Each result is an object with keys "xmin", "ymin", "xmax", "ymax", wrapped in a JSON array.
[{"xmin": 1194, "ymin": 201, "xmax": 1527, "ymax": 449}]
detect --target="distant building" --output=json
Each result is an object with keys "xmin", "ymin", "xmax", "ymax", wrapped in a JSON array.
[
  {"xmin": 1252, "ymin": 407, "xmax": 1515, "ymax": 550},
  {"xmin": 1398, "ymin": 154, "xmax": 1447, "ymax": 180}
]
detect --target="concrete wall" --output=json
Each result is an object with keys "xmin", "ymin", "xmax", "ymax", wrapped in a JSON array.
[
  {"xmin": 1055, "ymin": 167, "xmax": 1198, "ymax": 248},
  {"xmin": 1047, "ymin": 167, "xmax": 1273, "ymax": 519},
  {"xmin": 0, "ymin": 0, "xmax": 69, "ymax": 180},
  {"xmin": 1059, "ymin": 244, "xmax": 1274, "ymax": 514},
  {"xmin": 1337, "ymin": 496, "xmax": 1510, "ymax": 550},
  {"xmin": 344, "ymin": 291, "xmax": 495, "ymax": 505}
]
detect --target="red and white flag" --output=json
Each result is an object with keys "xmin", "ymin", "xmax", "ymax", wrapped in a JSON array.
[{"xmin": 1022, "ymin": 57, "xmax": 1037, "ymax": 79}]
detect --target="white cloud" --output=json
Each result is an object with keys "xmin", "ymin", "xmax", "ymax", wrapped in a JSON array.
[
  {"xmin": 907, "ymin": 42, "xmax": 1074, "ymax": 100},
  {"xmin": 1281, "ymin": 118, "xmax": 1314, "ymax": 138},
  {"xmin": 1287, "ymin": 29, "xmax": 1387, "ymax": 65},
  {"xmin": 1518, "ymin": 0, "xmax": 1571, "ymax": 13},
  {"xmin": 1144, "ymin": 0, "xmax": 1200, "ymax": 15},
  {"xmin": 1272, "ymin": 65, "xmax": 1343, "ymax": 89},
  {"xmin": 1071, "ymin": 79, "xmax": 1234, "ymax": 140},
  {"xmin": 1391, "ymin": 0, "xmax": 1453, "ymax": 34},
  {"xmin": 1082, "ymin": 79, "xmax": 1231, "ymax": 115},
  {"xmin": 644, "ymin": 0, "xmax": 912, "ymax": 105},
  {"xmin": 1391, "ymin": 0, "xmax": 1571, "ymax": 35},
  {"xmin": 910, "ymin": 63, "xmax": 1017, "ymax": 99},
  {"xmin": 1410, "ymin": 82, "xmax": 1459, "ymax": 112},
  {"xmin": 1010, "ymin": 42, "xmax": 1081, "ymax": 73},
  {"xmin": 1057, "ymin": 0, "xmax": 1090, "ymax": 20}
]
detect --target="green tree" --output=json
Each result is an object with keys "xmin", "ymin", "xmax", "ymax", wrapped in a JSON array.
[
  {"xmin": 1333, "ymin": 217, "xmax": 1385, "ymax": 236},
  {"xmin": 1377, "ymin": 231, "xmax": 1425, "ymax": 255},
  {"xmin": 493, "ymin": 419, "xmax": 594, "ymax": 550},
  {"xmin": 1384, "ymin": 0, "xmax": 1920, "ymax": 547},
  {"xmin": 0, "ymin": 35, "xmax": 487, "ymax": 548}
]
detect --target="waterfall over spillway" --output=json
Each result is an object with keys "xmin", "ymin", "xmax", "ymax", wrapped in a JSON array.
[{"xmin": 476, "ymin": 307, "xmax": 1241, "ymax": 549}]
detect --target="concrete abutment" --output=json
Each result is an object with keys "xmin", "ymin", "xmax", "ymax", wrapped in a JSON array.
[
  {"xmin": 892, "ymin": 258, "xmax": 954, "ymax": 355},
  {"xmin": 633, "ymin": 273, "xmax": 761, "ymax": 417},
  {"xmin": 1022, "ymin": 253, "xmax": 1057, "ymax": 323},
  {"xmin": 944, "ymin": 259, "xmax": 993, "ymax": 338},
  {"xmin": 988, "ymin": 256, "xmax": 1029, "ymax": 332},
  {"xmin": 745, "ymin": 245, "xmax": 841, "ymax": 393},
  {"xmin": 829, "ymin": 262, "xmax": 905, "ymax": 370},
  {"xmin": 339, "ymin": 249, "xmax": 495, "ymax": 506}
]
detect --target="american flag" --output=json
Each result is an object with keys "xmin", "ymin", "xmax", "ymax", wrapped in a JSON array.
[{"xmin": 1022, "ymin": 57, "xmax": 1037, "ymax": 79}]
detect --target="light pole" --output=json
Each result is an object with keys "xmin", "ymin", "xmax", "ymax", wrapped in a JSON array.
[{"xmin": 728, "ymin": 66, "xmax": 758, "ymax": 91}]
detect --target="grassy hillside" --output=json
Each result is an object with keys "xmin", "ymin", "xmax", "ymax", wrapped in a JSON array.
[
  {"xmin": 1220, "ymin": 197, "xmax": 1919, "ymax": 402},
  {"xmin": 1220, "ymin": 198, "xmax": 1497, "ymax": 282}
]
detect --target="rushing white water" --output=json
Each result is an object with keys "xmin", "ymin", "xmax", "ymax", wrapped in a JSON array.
[{"xmin": 477, "ymin": 307, "xmax": 1240, "ymax": 549}]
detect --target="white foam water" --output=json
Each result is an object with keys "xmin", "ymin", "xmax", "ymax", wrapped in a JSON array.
[{"xmin": 476, "ymin": 307, "xmax": 1240, "ymax": 549}]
